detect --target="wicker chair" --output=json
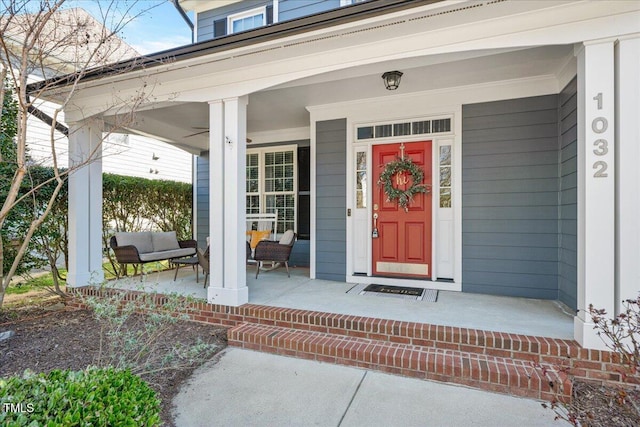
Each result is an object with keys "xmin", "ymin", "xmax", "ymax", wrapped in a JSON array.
[{"xmin": 253, "ymin": 231, "xmax": 296, "ymax": 278}]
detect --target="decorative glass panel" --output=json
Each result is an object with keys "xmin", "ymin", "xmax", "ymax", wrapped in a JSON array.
[
  {"xmin": 432, "ymin": 118, "xmax": 451, "ymax": 133},
  {"xmin": 439, "ymin": 146, "xmax": 451, "ymax": 165},
  {"xmin": 439, "ymin": 188, "xmax": 451, "ymax": 208},
  {"xmin": 412, "ymin": 120, "xmax": 430, "ymax": 135},
  {"xmin": 357, "ymin": 126, "xmax": 374, "ymax": 140},
  {"xmin": 393, "ymin": 123, "xmax": 411, "ymax": 136},
  {"xmin": 355, "ymin": 151, "xmax": 367, "ymax": 209},
  {"xmin": 439, "ymin": 145, "xmax": 452, "ymax": 208},
  {"xmin": 375, "ymin": 124, "xmax": 392, "ymax": 138},
  {"xmin": 440, "ymin": 167, "xmax": 451, "ymax": 187},
  {"xmin": 357, "ymin": 152, "xmax": 366, "ymax": 170}
]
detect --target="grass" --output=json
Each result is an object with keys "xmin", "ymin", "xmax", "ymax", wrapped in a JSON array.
[{"xmin": 7, "ymin": 261, "xmax": 172, "ymax": 294}]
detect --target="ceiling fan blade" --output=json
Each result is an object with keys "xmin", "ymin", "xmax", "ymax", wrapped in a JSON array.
[{"xmin": 184, "ymin": 130, "xmax": 209, "ymax": 138}]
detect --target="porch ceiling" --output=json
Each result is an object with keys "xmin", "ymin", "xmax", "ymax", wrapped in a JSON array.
[{"xmin": 111, "ymin": 44, "xmax": 573, "ymax": 154}]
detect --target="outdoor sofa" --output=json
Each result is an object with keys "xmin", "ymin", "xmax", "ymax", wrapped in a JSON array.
[{"xmin": 110, "ymin": 231, "xmax": 197, "ymax": 270}]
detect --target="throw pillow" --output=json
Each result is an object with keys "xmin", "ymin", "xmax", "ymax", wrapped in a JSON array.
[
  {"xmin": 250, "ymin": 230, "xmax": 271, "ymax": 249},
  {"xmin": 279, "ymin": 230, "xmax": 295, "ymax": 246}
]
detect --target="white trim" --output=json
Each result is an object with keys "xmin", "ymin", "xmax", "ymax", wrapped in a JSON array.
[
  {"xmin": 246, "ymin": 144, "xmax": 298, "ymax": 235},
  {"xmin": 310, "ymin": 118, "xmax": 317, "ymax": 279},
  {"xmin": 272, "ymin": 0, "xmax": 279, "ymax": 24},
  {"xmin": 345, "ymin": 114, "xmax": 458, "ymax": 288},
  {"xmin": 247, "ymin": 126, "xmax": 309, "ymax": 145},
  {"xmin": 193, "ymin": 10, "xmax": 198, "ymax": 41},
  {"xmin": 574, "ymin": 41, "xmax": 616, "ymax": 350},
  {"xmin": 192, "ymin": 154, "xmax": 198, "ymax": 239},
  {"xmin": 227, "ymin": 5, "xmax": 267, "ymax": 34},
  {"xmin": 307, "ymin": 75, "xmax": 559, "ymax": 119}
]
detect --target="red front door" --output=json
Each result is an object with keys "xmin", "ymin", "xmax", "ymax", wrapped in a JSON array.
[{"xmin": 372, "ymin": 141, "xmax": 432, "ymax": 278}]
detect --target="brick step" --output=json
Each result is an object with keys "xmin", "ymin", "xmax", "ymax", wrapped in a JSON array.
[
  {"xmin": 238, "ymin": 305, "xmax": 581, "ymax": 365},
  {"xmin": 228, "ymin": 322, "xmax": 570, "ymax": 400}
]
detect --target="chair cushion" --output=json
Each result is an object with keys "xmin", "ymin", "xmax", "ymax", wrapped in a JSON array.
[
  {"xmin": 249, "ymin": 230, "xmax": 272, "ymax": 249},
  {"xmin": 139, "ymin": 247, "xmax": 195, "ymax": 262},
  {"xmin": 279, "ymin": 230, "xmax": 295, "ymax": 246},
  {"xmin": 115, "ymin": 232, "xmax": 153, "ymax": 254},
  {"xmin": 152, "ymin": 231, "xmax": 181, "ymax": 252}
]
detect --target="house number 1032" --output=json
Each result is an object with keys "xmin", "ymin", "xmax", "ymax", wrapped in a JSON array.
[{"xmin": 592, "ymin": 92, "xmax": 608, "ymax": 178}]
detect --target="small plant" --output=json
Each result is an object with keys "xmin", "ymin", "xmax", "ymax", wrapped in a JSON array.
[
  {"xmin": 540, "ymin": 296, "xmax": 640, "ymax": 426},
  {"xmin": 0, "ymin": 367, "xmax": 161, "ymax": 426},
  {"xmin": 82, "ymin": 283, "xmax": 218, "ymax": 376}
]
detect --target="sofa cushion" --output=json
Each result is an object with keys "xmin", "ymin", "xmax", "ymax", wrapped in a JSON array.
[
  {"xmin": 139, "ymin": 247, "xmax": 195, "ymax": 262},
  {"xmin": 152, "ymin": 231, "xmax": 181, "ymax": 252},
  {"xmin": 279, "ymin": 230, "xmax": 295, "ymax": 246},
  {"xmin": 115, "ymin": 232, "xmax": 153, "ymax": 254}
]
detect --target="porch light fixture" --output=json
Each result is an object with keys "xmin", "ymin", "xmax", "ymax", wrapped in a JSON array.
[{"xmin": 382, "ymin": 71, "xmax": 403, "ymax": 90}]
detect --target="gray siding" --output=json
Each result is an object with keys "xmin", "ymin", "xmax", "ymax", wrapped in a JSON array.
[
  {"xmin": 462, "ymin": 95, "xmax": 560, "ymax": 299},
  {"xmin": 316, "ymin": 119, "xmax": 347, "ymax": 281},
  {"xmin": 196, "ymin": 153, "xmax": 209, "ymax": 249},
  {"xmin": 558, "ymin": 78, "xmax": 578, "ymax": 310},
  {"xmin": 279, "ymin": 0, "xmax": 341, "ymax": 22},
  {"xmin": 196, "ymin": 1, "xmax": 271, "ymax": 42}
]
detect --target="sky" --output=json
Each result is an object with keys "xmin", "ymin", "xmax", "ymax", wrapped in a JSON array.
[{"xmin": 65, "ymin": 0, "xmax": 194, "ymax": 55}]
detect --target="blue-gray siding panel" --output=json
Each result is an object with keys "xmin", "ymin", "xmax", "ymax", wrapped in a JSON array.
[
  {"xmin": 558, "ymin": 77, "xmax": 578, "ymax": 310},
  {"xmin": 315, "ymin": 118, "xmax": 347, "ymax": 281},
  {"xmin": 279, "ymin": 0, "xmax": 341, "ymax": 22},
  {"xmin": 462, "ymin": 95, "xmax": 560, "ymax": 299},
  {"xmin": 196, "ymin": 154, "xmax": 209, "ymax": 249}
]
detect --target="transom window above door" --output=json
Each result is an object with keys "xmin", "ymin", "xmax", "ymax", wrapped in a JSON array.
[{"xmin": 356, "ymin": 116, "xmax": 452, "ymax": 141}]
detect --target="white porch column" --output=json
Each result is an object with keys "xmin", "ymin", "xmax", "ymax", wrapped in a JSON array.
[
  {"xmin": 615, "ymin": 36, "xmax": 640, "ymax": 312},
  {"xmin": 67, "ymin": 120, "xmax": 104, "ymax": 287},
  {"xmin": 207, "ymin": 97, "xmax": 249, "ymax": 306},
  {"xmin": 575, "ymin": 41, "xmax": 615, "ymax": 349}
]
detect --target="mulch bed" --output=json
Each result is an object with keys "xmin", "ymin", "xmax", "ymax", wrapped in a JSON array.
[
  {"xmin": 3, "ymin": 300, "xmax": 640, "ymax": 426},
  {"xmin": 0, "ymin": 300, "xmax": 227, "ymax": 426}
]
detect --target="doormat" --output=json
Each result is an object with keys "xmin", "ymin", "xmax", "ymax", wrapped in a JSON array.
[{"xmin": 347, "ymin": 283, "xmax": 438, "ymax": 302}]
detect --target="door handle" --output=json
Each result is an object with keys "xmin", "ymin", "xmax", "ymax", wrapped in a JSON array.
[{"xmin": 372, "ymin": 213, "xmax": 379, "ymax": 238}]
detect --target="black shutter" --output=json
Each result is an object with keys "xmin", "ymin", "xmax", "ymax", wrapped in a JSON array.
[
  {"xmin": 297, "ymin": 146, "xmax": 310, "ymax": 240},
  {"xmin": 213, "ymin": 18, "xmax": 227, "ymax": 38},
  {"xmin": 298, "ymin": 147, "xmax": 310, "ymax": 192},
  {"xmin": 266, "ymin": 5, "xmax": 273, "ymax": 25}
]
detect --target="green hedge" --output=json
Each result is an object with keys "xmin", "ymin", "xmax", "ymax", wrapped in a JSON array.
[
  {"xmin": 103, "ymin": 174, "xmax": 192, "ymax": 240},
  {"xmin": 0, "ymin": 368, "xmax": 160, "ymax": 426}
]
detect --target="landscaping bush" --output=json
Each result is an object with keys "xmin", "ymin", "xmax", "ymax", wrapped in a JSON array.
[{"xmin": 0, "ymin": 367, "xmax": 161, "ymax": 426}]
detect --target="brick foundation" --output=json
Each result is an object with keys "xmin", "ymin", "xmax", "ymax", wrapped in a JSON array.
[{"xmin": 68, "ymin": 286, "xmax": 634, "ymax": 401}]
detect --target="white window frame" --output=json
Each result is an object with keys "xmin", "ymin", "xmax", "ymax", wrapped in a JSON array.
[
  {"xmin": 227, "ymin": 6, "xmax": 267, "ymax": 34},
  {"xmin": 246, "ymin": 145, "xmax": 298, "ymax": 234}
]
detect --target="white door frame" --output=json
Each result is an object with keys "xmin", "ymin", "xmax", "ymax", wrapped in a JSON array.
[{"xmin": 345, "ymin": 115, "xmax": 461, "ymax": 291}]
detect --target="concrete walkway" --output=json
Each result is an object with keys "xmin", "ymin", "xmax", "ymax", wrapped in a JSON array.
[{"xmin": 173, "ymin": 349, "xmax": 567, "ymax": 427}]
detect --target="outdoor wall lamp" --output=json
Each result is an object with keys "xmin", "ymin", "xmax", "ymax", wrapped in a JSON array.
[{"xmin": 382, "ymin": 71, "xmax": 403, "ymax": 90}]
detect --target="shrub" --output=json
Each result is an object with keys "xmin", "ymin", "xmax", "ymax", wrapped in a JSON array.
[
  {"xmin": 84, "ymin": 287, "xmax": 218, "ymax": 375},
  {"xmin": 0, "ymin": 367, "xmax": 160, "ymax": 426}
]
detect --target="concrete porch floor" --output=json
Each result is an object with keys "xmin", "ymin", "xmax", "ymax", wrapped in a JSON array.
[{"xmin": 108, "ymin": 265, "xmax": 574, "ymax": 340}]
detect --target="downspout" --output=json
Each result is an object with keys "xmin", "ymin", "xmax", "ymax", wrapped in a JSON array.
[
  {"xmin": 26, "ymin": 95, "xmax": 69, "ymax": 136},
  {"xmin": 172, "ymin": 0, "xmax": 194, "ymax": 44}
]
